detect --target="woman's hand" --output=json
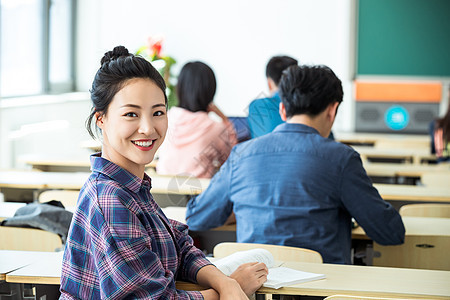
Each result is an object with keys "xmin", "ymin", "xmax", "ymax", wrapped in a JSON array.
[{"xmin": 230, "ymin": 262, "xmax": 268, "ymax": 297}]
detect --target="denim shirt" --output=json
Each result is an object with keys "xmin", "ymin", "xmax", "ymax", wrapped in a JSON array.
[{"xmin": 187, "ymin": 123, "xmax": 405, "ymax": 264}]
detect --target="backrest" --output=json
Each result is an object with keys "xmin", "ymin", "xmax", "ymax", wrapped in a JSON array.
[
  {"xmin": 213, "ymin": 242, "xmax": 323, "ymax": 263},
  {"xmin": 399, "ymin": 203, "xmax": 450, "ymax": 218},
  {"xmin": 38, "ymin": 190, "xmax": 79, "ymax": 209},
  {"xmin": 373, "ymin": 235, "xmax": 450, "ymax": 271},
  {"xmin": 0, "ymin": 226, "xmax": 63, "ymax": 252}
]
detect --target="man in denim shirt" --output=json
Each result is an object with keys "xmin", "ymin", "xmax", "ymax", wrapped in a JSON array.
[{"xmin": 186, "ymin": 65, "xmax": 405, "ymax": 264}]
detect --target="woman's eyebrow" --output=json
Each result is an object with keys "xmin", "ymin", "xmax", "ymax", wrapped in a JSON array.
[
  {"xmin": 152, "ymin": 103, "xmax": 166, "ymax": 108},
  {"xmin": 121, "ymin": 104, "xmax": 141, "ymax": 109}
]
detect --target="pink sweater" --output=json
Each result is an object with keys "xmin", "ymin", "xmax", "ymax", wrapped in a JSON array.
[{"xmin": 157, "ymin": 107, "xmax": 237, "ymax": 178}]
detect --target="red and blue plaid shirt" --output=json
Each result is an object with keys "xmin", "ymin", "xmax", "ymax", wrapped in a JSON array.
[{"xmin": 60, "ymin": 154, "xmax": 211, "ymax": 299}]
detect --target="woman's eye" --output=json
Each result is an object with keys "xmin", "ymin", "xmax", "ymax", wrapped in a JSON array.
[
  {"xmin": 125, "ymin": 112, "xmax": 137, "ymax": 117},
  {"xmin": 154, "ymin": 110, "xmax": 165, "ymax": 117}
]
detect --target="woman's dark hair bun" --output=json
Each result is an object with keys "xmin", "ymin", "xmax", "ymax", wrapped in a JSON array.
[{"xmin": 100, "ymin": 45, "xmax": 131, "ymax": 65}]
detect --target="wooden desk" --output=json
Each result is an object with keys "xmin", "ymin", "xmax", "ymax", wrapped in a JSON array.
[
  {"xmin": 374, "ymin": 183, "xmax": 450, "ymax": 203},
  {"xmin": 0, "ymin": 170, "xmax": 210, "ymax": 196},
  {"xmin": 335, "ymin": 132, "xmax": 430, "ymax": 148},
  {"xmin": 177, "ymin": 260, "xmax": 450, "ymax": 299},
  {"xmin": 0, "ymin": 250, "xmax": 54, "ymax": 281},
  {"xmin": 4, "ymin": 251, "xmax": 63, "ymax": 299},
  {"xmin": 353, "ymin": 146, "xmax": 436, "ymax": 165},
  {"xmin": 351, "ymin": 216, "xmax": 450, "ymax": 240},
  {"xmin": 258, "ymin": 261, "xmax": 450, "ymax": 299},
  {"xmin": 363, "ymin": 162, "xmax": 450, "ymax": 178},
  {"xmin": 6, "ymin": 250, "xmax": 449, "ymax": 299},
  {"xmin": 22, "ymin": 157, "xmax": 157, "ymax": 172},
  {"xmin": 6, "ymin": 251, "xmax": 63, "ymax": 285}
]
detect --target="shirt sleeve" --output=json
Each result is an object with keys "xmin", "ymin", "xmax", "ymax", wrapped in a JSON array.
[
  {"xmin": 94, "ymin": 187, "xmax": 205, "ymax": 300},
  {"xmin": 169, "ymin": 219, "xmax": 213, "ymax": 281},
  {"xmin": 340, "ymin": 152, "xmax": 405, "ymax": 245},
  {"xmin": 186, "ymin": 152, "xmax": 234, "ymax": 231}
]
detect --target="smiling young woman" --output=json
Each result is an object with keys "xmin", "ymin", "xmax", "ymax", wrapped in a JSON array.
[
  {"xmin": 59, "ymin": 46, "xmax": 267, "ymax": 300},
  {"xmin": 96, "ymin": 78, "xmax": 168, "ymax": 178}
]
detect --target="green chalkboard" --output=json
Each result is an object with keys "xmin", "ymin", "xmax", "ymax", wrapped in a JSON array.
[{"xmin": 357, "ymin": 0, "xmax": 450, "ymax": 77}]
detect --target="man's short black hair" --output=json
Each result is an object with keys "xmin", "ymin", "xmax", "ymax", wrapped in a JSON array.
[
  {"xmin": 279, "ymin": 65, "xmax": 343, "ymax": 119},
  {"xmin": 265, "ymin": 56, "xmax": 298, "ymax": 86}
]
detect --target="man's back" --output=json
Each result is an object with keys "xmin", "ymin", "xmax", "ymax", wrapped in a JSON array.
[{"xmin": 187, "ymin": 123, "xmax": 405, "ymax": 263}]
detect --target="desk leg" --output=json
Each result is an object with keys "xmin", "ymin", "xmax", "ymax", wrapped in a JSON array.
[{"xmin": 34, "ymin": 284, "xmax": 60, "ymax": 300}]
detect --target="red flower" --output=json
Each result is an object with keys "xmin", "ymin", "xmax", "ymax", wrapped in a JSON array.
[{"xmin": 147, "ymin": 36, "xmax": 164, "ymax": 58}]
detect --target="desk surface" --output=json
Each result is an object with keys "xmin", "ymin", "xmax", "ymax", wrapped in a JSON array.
[
  {"xmin": 352, "ymin": 216, "xmax": 450, "ymax": 239},
  {"xmin": 0, "ymin": 170, "xmax": 209, "ymax": 196},
  {"xmin": 5, "ymin": 251, "xmax": 63, "ymax": 285},
  {"xmin": 21, "ymin": 157, "xmax": 157, "ymax": 172},
  {"xmin": 353, "ymin": 146, "xmax": 436, "ymax": 164},
  {"xmin": 6, "ymin": 250, "xmax": 449, "ymax": 299},
  {"xmin": 257, "ymin": 261, "xmax": 450, "ymax": 299},
  {"xmin": 176, "ymin": 259, "xmax": 450, "ymax": 299},
  {"xmin": 335, "ymin": 132, "xmax": 430, "ymax": 145},
  {"xmin": 0, "ymin": 250, "xmax": 58, "ymax": 282},
  {"xmin": 374, "ymin": 183, "xmax": 450, "ymax": 202},
  {"xmin": 363, "ymin": 162, "xmax": 450, "ymax": 177}
]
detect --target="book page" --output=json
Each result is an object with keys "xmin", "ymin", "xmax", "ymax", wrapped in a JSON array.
[
  {"xmin": 213, "ymin": 248, "xmax": 274, "ymax": 276},
  {"xmin": 264, "ymin": 267, "xmax": 326, "ymax": 289}
]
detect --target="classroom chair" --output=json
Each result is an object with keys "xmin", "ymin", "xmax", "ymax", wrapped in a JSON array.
[
  {"xmin": 0, "ymin": 226, "xmax": 63, "ymax": 252},
  {"xmin": 372, "ymin": 234, "xmax": 450, "ymax": 271},
  {"xmin": 399, "ymin": 203, "xmax": 450, "ymax": 218},
  {"xmin": 213, "ymin": 242, "xmax": 323, "ymax": 263},
  {"xmin": 38, "ymin": 189, "xmax": 79, "ymax": 208}
]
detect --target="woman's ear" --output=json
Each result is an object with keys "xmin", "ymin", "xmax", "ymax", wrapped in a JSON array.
[
  {"xmin": 279, "ymin": 102, "xmax": 287, "ymax": 121},
  {"xmin": 95, "ymin": 112, "xmax": 104, "ymax": 129}
]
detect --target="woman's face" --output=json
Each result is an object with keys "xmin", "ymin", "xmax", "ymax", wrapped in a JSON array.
[{"xmin": 97, "ymin": 78, "xmax": 167, "ymax": 178}]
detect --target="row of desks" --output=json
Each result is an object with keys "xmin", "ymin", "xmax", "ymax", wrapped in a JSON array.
[
  {"xmin": 1, "ymin": 170, "xmax": 450, "ymax": 203},
  {"xmin": 0, "ymin": 170, "xmax": 209, "ymax": 196},
  {"xmin": 1, "ymin": 249, "xmax": 449, "ymax": 299}
]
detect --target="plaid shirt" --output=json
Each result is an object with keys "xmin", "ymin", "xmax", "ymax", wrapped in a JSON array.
[{"xmin": 60, "ymin": 154, "xmax": 211, "ymax": 299}]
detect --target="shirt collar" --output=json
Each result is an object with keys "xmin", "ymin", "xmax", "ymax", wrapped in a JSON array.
[
  {"xmin": 90, "ymin": 153, "xmax": 151, "ymax": 193},
  {"xmin": 272, "ymin": 122, "xmax": 320, "ymax": 135}
]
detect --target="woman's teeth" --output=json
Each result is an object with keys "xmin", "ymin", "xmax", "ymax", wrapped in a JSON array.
[{"xmin": 133, "ymin": 140, "xmax": 153, "ymax": 147}]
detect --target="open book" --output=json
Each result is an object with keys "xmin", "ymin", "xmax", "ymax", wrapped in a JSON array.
[{"xmin": 213, "ymin": 248, "xmax": 326, "ymax": 289}]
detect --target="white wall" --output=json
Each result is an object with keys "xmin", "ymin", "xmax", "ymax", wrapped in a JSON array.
[
  {"xmin": 1, "ymin": 0, "xmax": 357, "ymax": 169},
  {"xmin": 76, "ymin": 0, "xmax": 355, "ymax": 131},
  {"xmin": 0, "ymin": 93, "xmax": 93, "ymax": 169}
]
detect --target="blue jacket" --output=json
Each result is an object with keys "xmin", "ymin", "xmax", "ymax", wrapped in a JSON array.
[{"xmin": 186, "ymin": 123, "xmax": 405, "ymax": 264}]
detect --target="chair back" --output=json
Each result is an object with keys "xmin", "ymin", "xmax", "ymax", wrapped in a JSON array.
[
  {"xmin": 399, "ymin": 203, "xmax": 450, "ymax": 218},
  {"xmin": 38, "ymin": 190, "xmax": 79, "ymax": 209},
  {"xmin": 0, "ymin": 226, "xmax": 63, "ymax": 252},
  {"xmin": 213, "ymin": 242, "xmax": 323, "ymax": 263},
  {"xmin": 373, "ymin": 234, "xmax": 450, "ymax": 271}
]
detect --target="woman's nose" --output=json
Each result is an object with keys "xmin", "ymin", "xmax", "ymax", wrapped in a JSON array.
[{"xmin": 138, "ymin": 117, "xmax": 156, "ymax": 135}]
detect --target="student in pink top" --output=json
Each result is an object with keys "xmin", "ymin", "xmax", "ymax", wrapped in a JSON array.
[{"xmin": 157, "ymin": 61, "xmax": 237, "ymax": 178}]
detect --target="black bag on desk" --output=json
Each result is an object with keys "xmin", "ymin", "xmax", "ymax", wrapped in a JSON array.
[{"xmin": 1, "ymin": 200, "xmax": 73, "ymax": 244}]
